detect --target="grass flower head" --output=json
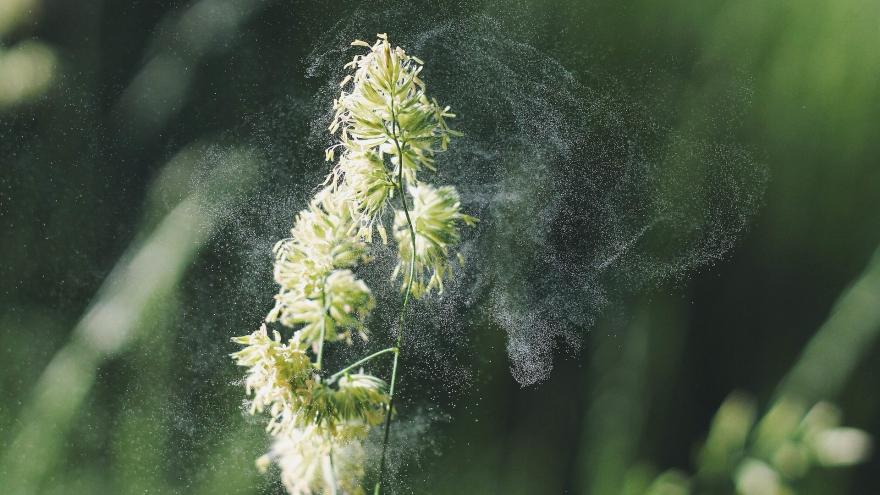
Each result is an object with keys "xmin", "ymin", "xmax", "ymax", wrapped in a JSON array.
[{"xmin": 232, "ymin": 34, "xmax": 473, "ymax": 495}]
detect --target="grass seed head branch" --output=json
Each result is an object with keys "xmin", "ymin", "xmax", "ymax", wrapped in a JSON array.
[{"xmin": 231, "ymin": 34, "xmax": 475, "ymax": 495}]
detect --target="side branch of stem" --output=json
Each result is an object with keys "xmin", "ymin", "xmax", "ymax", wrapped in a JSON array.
[{"xmin": 328, "ymin": 347, "xmax": 398, "ymax": 383}]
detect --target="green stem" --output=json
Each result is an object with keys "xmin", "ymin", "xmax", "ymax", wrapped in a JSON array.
[
  {"xmin": 328, "ymin": 347, "xmax": 398, "ymax": 383},
  {"xmin": 374, "ymin": 94, "xmax": 418, "ymax": 495}
]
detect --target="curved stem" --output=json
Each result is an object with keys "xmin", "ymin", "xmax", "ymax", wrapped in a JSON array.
[
  {"xmin": 374, "ymin": 95, "xmax": 418, "ymax": 495},
  {"xmin": 328, "ymin": 347, "xmax": 398, "ymax": 383}
]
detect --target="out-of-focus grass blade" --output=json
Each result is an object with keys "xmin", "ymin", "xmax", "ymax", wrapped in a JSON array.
[
  {"xmin": 0, "ymin": 144, "xmax": 259, "ymax": 494},
  {"xmin": 576, "ymin": 306, "xmax": 652, "ymax": 495},
  {"xmin": 576, "ymin": 296, "xmax": 687, "ymax": 495},
  {"xmin": 778, "ymin": 245, "xmax": 880, "ymax": 402},
  {"xmin": 110, "ymin": 294, "xmax": 182, "ymax": 494},
  {"xmin": 113, "ymin": 0, "xmax": 272, "ymax": 142}
]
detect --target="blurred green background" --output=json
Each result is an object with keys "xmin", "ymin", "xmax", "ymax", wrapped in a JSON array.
[{"xmin": 1, "ymin": 0, "xmax": 879, "ymax": 494}]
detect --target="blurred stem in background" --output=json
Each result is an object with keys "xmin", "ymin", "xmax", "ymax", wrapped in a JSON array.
[
  {"xmin": 0, "ymin": 144, "xmax": 260, "ymax": 494},
  {"xmin": 112, "ymin": 0, "xmax": 272, "ymax": 143},
  {"xmin": 109, "ymin": 291, "xmax": 181, "ymax": 494},
  {"xmin": 571, "ymin": 0, "xmax": 880, "ymax": 489},
  {"xmin": 576, "ymin": 295, "xmax": 689, "ymax": 495},
  {"xmin": 576, "ymin": 304, "xmax": 652, "ymax": 495},
  {"xmin": 2, "ymin": 1, "xmax": 271, "ymax": 489},
  {"xmin": 600, "ymin": 243, "xmax": 880, "ymax": 495},
  {"xmin": 778, "ymin": 244, "xmax": 880, "ymax": 403}
]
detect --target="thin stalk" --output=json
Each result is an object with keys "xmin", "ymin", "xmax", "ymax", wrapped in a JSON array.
[
  {"xmin": 328, "ymin": 347, "xmax": 398, "ymax": 383},
  {"xmin": 374, "ymin": 95, "xmax": 418, "ymax": 495}
]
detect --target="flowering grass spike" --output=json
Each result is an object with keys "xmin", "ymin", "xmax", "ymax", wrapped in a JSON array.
[{"xmin": 232, "ymin": 34, "xmax": 474, "ymax": 495}]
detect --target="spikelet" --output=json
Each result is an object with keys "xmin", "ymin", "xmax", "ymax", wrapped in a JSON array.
[{"xmin": 232, "ymin": 35, "xmax": 474, "ymax": 494}]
